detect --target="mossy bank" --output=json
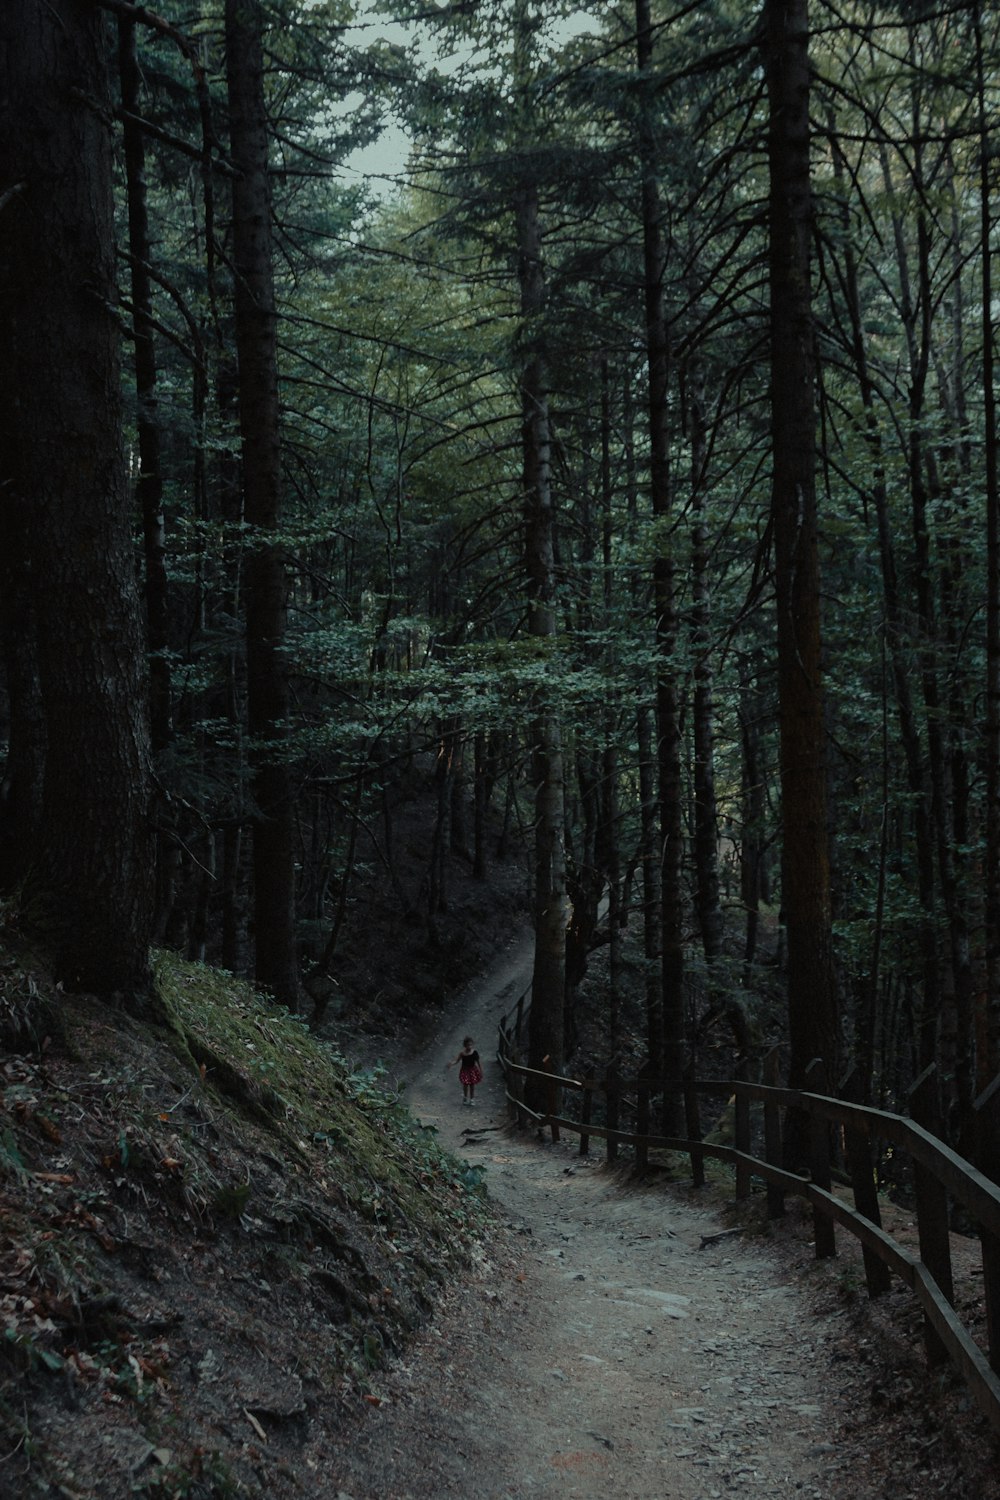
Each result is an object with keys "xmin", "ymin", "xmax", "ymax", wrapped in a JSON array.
[{"xmin": 0, "ymin": 947, "xmax": 491, "ymax": 1498}]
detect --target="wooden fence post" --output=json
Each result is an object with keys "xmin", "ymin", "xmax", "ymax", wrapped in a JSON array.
[
  {"xmin": 972, "ymin": 1073, "xmax": 1000, "ymax": 1373},
  {"xmin": 579, "ymin": 1075, "xmax": 594, "ymax": 1157},
  {"xmin": 804, "ymin": 1059, "xmax": 835, "ymax": 1259},
  {"xmin": 841, "ymin": 1066, "xmax": 891, "ymax": 1299},
  {"xmin": 542, "ymin": 1056, "xmax": 560, "ymax": 1143},
  {"xmin": 683, "ymin": 1063, "xmax": 704, "ymax": 1189},
  {"xmin": 636, "ymin": 1061, "xmax": 653, "ymax": 1173},
  {"xmin": 763, "ymin": 1047, "xmax": 785, "ymax": 1220},
  {"xmin": 606, "ymin": 1064, "xmax": 620, "ymax": 1165},
  {"xmin": 734, "ymin": 1066, "xmax": 751, "ymax": 1201},
  {"xmin": 908, "ymin": 1064, "xmax": 954, "ymax": 1367}
]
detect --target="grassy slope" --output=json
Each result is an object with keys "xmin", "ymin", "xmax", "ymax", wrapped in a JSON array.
[{"xmin": 0, "ymin": 947, "xmax": 491, "ymax": 1498}]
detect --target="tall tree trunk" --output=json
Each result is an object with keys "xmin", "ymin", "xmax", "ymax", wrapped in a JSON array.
[
  {"xmin": 689, "ymin": 359, "xmax": 749, "ymax": 1063},
  {"xmin": 118, "ymin": 18, "xmax": 172, "ymax": 760},
  {"xmin": 0, "ymin": 0, "xmax": 154, "ymax": 998},
  {"xmin": 516, "ymin": 177, "xmax": 567, "ymax": 1102},
  {"xmin": 689, "ymin": 360, "xmax": 723, "ymax": 962},
  {"xmin": 977, "ymin": 1, "xmax": 1000, "ymax": 1082},
  {"xmin": 0, "ymin": 512, "xmax": 44, "ymax": 889},
  {"xmin": 473, "ymin": 731, "xmax": 489, "ymax": 880},
  {"xmin": 118, "ymin": 16, "xmax": 177, "ymax": 939},
  {"xmin": 637, "ymin": 704, "xmax": 663, "ymax": 1064},
  {"xmin": 765, "ymin": 0, "xmax": 838, "ymax": 1088},
  {"xmin": 599, "ymin": 357, "xmax": 622, "ymax": 1061},
  {"xmin": 225, "ymin": 0, "xmax": 299, "ymax": 1007},
  {"xmin": 636, "ymin": 0, "xmax": 685, "ymax": 1129},
  {"xmin": 738, "ymin": 653, "xmax": 766, "ymax": 980}
]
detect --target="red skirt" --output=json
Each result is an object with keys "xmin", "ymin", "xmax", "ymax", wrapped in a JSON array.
[{"xmin": 459, "ymin": 1063, "xmax": 483, "ymax": 1087}]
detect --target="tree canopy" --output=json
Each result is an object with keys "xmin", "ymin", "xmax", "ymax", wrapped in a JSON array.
[{"xmin": 3, "ymin": 0, "xmax": 1000, "ymax": 1144}]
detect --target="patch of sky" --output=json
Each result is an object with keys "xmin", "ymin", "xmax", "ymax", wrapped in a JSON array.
[{"xmin": 337, "ymin": 3, "xmax": 598, "ymax": 196}]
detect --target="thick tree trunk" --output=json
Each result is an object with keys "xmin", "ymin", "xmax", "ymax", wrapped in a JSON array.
[
  {"xmin": 977, "ymin": 2, "xmax": 1000, "ymax": 1081},
  {"xmin": 225, "ymin": 0, "xmax": 299, "ymax": 1007},
  {"xmin": 636, "ymin": 0, "xmax": 685, "ymax": 1127},
  {"xmin": 118, "ymin": 18, "xmax": 172, "ymax": 759},
  {"xmin": 0, "ymin": 1, "xmax": 154, "ymax": 998},
  {"xmin": 0, "ymin": 520, "xmax": 45, "ymax": 892},
  {"xmin": 765, "ymin": 0, "xmax": 838, "ymax": 1088},
  {"xmin": 118, "ymin": 17, "xmax": 177, "ymax": 940},
  {"xmin": 515, "ymin": 178, "xmax": 567, "ymax": 1103}
]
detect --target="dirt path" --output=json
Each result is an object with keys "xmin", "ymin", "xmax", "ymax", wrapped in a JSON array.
[{"xmin": 329, "ymin": 936, "xmax": 883, "ymax": 1500}]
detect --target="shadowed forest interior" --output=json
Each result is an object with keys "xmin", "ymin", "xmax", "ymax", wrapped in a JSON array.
[{"xmin": 3, "ymin": 0, "xmax": 1000, "ymax": 1329}]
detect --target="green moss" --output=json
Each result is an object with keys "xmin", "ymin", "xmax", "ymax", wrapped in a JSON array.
[{"xmin": 152, "ymin": 951, "xmax": 488, "ymax": 1249}]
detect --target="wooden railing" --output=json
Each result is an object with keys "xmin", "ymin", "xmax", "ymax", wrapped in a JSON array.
[{"xmin": 496, "ymin": 995, "xmax": 1000, "ymax": 1437}]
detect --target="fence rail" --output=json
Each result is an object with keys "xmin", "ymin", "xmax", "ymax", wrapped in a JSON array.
[{"xmin": 496, "ymin": 995, "xmax": 1000, "ymax": 1437}]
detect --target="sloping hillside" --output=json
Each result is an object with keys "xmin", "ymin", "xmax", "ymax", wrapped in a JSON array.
[{"xmin": 0, "ymin": 947, "xmax": 492, "ymax": 1498}]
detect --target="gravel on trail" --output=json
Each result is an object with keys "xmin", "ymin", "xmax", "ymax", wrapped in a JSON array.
[{"xmin": 327, "ymin": 938, "xmax": 888, "ymax": 1500}]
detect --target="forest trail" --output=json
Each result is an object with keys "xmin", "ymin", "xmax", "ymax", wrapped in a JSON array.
[{"xmin": 327, "ymin": 937, "xmax": 886, "ymax": 1500}]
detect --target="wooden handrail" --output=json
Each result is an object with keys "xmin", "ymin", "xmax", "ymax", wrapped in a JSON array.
[{"xmin": 494, "ymin": 1012, "xmax": 1000, "ymax": 1437}]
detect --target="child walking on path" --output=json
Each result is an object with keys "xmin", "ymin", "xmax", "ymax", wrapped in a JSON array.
[{"xmin": 447, "ymin": 1037, "xmax": 483, "ymax": 1106}]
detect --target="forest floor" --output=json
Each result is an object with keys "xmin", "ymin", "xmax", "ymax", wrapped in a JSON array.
[{"xmin": 327, "ymin": 931, "xmax": 1000, "ymax": 1500}]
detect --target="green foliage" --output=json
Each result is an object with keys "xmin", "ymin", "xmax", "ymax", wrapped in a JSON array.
[{"xmin": 97, "ymin": 0, "xmax": 1000, "ymax": 1123}]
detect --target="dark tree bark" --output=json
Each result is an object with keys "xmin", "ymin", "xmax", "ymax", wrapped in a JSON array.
[
  {"xmin": 225, "ymin": 0, "xmax": 299, "ymax": 1007},
  {"xmin": 977, "ymin": 1, "xmax": 1000, "ymax": 1081},
  {"xmin": 0, "ymin": 0, "xmax": 154, "ymax": 997},
  {"xmin": 118, "ymin": 18, "xmax": 172, "ymax": 760},
  {"xmin": 118, "ymin": 16, "xmax": 177, "ymax": 939},
  {"xmin": 688, "ymin": 359, "xmax": 750, "ymax": 1066},
  {"xmin": 636, "ymin": 0, "xmax": 685, "ymax": 1126},
  {"xmin": 688, "ymin": 360, "xmax": 723, "ymax": 963},
  {"xmin": 516, "ymin": 175, "xmax": 567, "ymax": 1102},
  {"xmin": 765, "ymin": 0, "xmax": 838, "ymax": 1086},
  {"xmin": 636, "ymin": 704, "xmax": 663, "ymax": 1056},
  {"xmin": 0, "ymin": 517, "xmax": 44, "ymax": 891},
  {"xmin": 599, "ymin": 359, "xmax": 622, "ymax": 1060},
  {"xmin": 738, "ymin": 653, "xmax": 766, "ymax": 979},
  {"xmin": 473, "ymin": 731, "xmax": 490, "ymax": 880}
]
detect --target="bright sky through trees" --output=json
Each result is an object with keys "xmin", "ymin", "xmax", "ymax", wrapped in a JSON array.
[{"xmin": 341, "ymin": 3, "xmax": 598, "ymax": 192}]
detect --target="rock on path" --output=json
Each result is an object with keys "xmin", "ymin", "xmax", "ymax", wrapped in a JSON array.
[{"xmin": 327, "ymin": 936, "xmax": 879, "ymax": 1499}]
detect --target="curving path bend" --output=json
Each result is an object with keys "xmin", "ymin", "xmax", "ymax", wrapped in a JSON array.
[{"xmin": 329, "ymin": 934, "xmax": 881, "ymax": 1500}]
